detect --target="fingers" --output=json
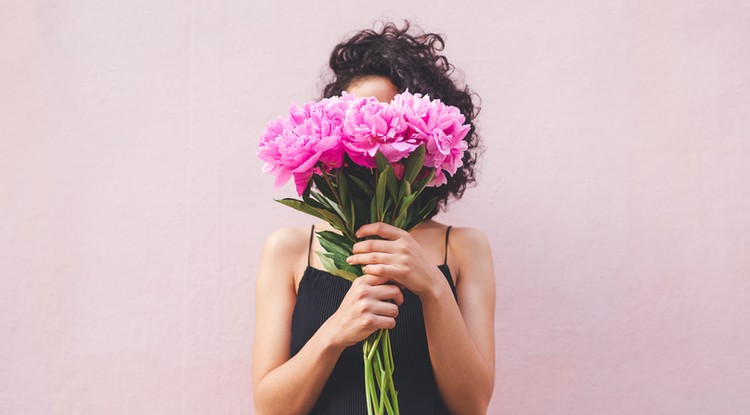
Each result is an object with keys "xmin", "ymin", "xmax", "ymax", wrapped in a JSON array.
[
  {"xmin": 349, "ymin": 258, "xmax": 406, "ymax": 290},
  {"xmin": 354, "ymin": 274, "xmax": 390, "ymax": 287},
  {"xmin": 353, "ymin": 275, "xmax": 404, "ymax": 305},
  {"xmin": 369, "ymin": 300, "xmax": 399, "ymax": 319},
  {"xmin": 361, "ymin": 264, "xmax": 401, "ymax": 280},
  {"xmin": 367, "ymin": 314, "xmax": 397, "ymax": 330},
  {"xmin": 355, "ymin": 222, "xmax": 406, "ymax": 240},
  {"xmin": 346, "ymin": 275, "xmax": 403, "ymax": 333},
  {"xmin": 370, "ymin": 282, "xmax": 404, "ymax": 306},
  {"xmin": 347, "ymin": 251, "xmax": 394, "ymax": 266},
  {"xmin": 351, "ymin": 239, "xmax": 393, "ymax": 254}
]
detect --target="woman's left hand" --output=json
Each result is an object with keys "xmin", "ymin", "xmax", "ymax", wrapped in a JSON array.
[{"xmin": 346, "ymin": 222, "xmax": 446, "ymax": 298}]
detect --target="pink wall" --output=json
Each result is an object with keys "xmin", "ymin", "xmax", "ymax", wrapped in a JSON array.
[{"xmin": 1, "ymin": 1, "xmax": 748, "ymax": 413}]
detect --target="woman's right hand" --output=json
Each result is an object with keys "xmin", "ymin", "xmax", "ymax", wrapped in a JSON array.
[{"xmin": 322, "ymin": 274, "xmax": 404, "ymax": 348}]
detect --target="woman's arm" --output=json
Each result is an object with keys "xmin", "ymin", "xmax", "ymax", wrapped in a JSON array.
[
  {"xmin": 421, "ymin": 227, "xmax": 496, "ymax": 414},
  {"xmin": 252, "ymin": 228, "xmax": 337, "ymax": 414},
  {"xmin": 252, "ymin": 228, "xmax": 404, "ymax": 415},
  {"xmin": 349, "ymin": 224, "xmax": 496, "ymax": 415}
]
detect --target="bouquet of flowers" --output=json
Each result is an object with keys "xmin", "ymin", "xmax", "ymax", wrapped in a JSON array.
[{"xmin": 258, "ymin": 90, "xmax": 470, "ymax": 415}]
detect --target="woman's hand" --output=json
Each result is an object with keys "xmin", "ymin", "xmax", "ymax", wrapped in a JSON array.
[
  {"xmin": 346, "ymin": 222, "xmax": 447, "ymax": 298},
  {"xmin": 323, "ymin": 274, "xmax": 404, "ymax": 348}
]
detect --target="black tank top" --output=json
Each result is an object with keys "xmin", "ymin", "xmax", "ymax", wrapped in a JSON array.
[{"xmin": 290, "ymin": 225, "xmax": 457, "ymax": 414}]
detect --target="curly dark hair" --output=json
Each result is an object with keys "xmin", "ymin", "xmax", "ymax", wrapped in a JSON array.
[{"xmin": 321, "ymin": 21, "xmax": 481, "ymax": 219}]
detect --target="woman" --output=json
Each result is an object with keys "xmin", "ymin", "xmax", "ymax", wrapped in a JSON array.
[{"xmin": 253, "ymin": 22, "xmax": 495, "ymax": 415}]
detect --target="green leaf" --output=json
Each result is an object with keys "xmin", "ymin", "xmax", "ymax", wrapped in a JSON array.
[
  {"xmin": 393, "ymin": 209, "xmax": 407, "ymax": 229},
  {"xmin": 317, "ymin": 230, "xmax": 354, "ymax": 248},
  {"xmin": 369, "ymin": 194, "xmax": 378, "ymax": 223},
  {"xmin": 385, "ymin": 167, "xmax": 398, "ymax": 201},
  {"xmin": 375, "ymin": 150, "xmax": 389, "ymax": 173},
  {"xmin": 405, "ymin": 197, "xmax": 437, "ymax": 231},
  {"xmin": 403, "ymin": 145, "xmax": 426, "ymax": 183},
  {"xmin": 312, "ymin": 174, "xmax": 337, "ymax": 202},
  {"xmin": 336, "ymin": 170, "xmax": 352, "ymax": 226},
  {"xmin": 382, "ymin": 198, "xmax": 393, "ymax": 223},
  {"xmin": 317, "ymin": 252, "xmax": 358, "ymax": 282},
  {"xmin": 348, "ymin": 175, "xmax": 374, "ymax": 198},
  {"xmin": 319, "ymin": 251, "xmax": 361, "ymax": 276},
  {"xmin": 353, "ymin": 198, "xmax": 369, "ymax": 231},
  {"xmin": 398, "ymin": 193, "xmax": 417, "ymax": 219},
  {"xmin": 310, "ymin": 192, "xmax": 350, "ymax": 231},
  {"xmin": 412, "ymin": 168, "xmax": 436, "ymax": 196},
  {"xmin": 276, "ymin": 198, "xmax": 330, "ymax": 222},
  {"xmin": 308, "ymin": 191, "xmax": 333, "ymax": 209},
  {"xmin": 394, "ymin": 192, "xmax": 420, "ymax": 229},
  {"xmin": 276, "ymin": 198, "xmax": 349, "ymax": 236},
  {"xmin": 375, "ymin": 169, "xmax": 388, "ymax": 219},
  {"xmin": 398, "ymin": 179, "xmax": 411, "ymax": 199},
  {"xmin": 318, "ymin": 235, "xmax": 351, "ymax": 257},
  {"xmin": 302, "ymin": 191, "xmax": 332, "ymax": 212}
]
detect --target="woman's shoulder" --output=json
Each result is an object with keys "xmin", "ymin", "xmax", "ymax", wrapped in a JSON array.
[
  {"xmin": 263, "ymin": 226, "xmax": 310, "ymax": 251},
  {"xmin": 416, "ymin": 220, "xmax": 491, "ymax": 268},
  {"xmin": 449, "ymin": 226, "xmax": 491, "ymax": 250},
  {"xmin": 442, "ymin": 225, "xmax": 493, "ymax": 284},
  {"xmin": 424, "ymin": 221, "xmax": 489, "ymax": 251},
  {"xmin": 260, "ymin": 226, "xmax": 311, "ymax": 276}
]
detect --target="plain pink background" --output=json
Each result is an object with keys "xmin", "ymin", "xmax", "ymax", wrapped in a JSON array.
[{"xmin": 2, "ymin": 1, "xmax": 749, "ymax": 414}]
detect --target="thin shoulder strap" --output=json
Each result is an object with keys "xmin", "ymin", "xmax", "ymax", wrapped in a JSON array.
[
  {"xmin": 443, "ymin": 226, "xmax": 453, "ymax": 265},
  {"xmin": 307, "ymin": 224, "xmax": 315, "ymax": 267}
]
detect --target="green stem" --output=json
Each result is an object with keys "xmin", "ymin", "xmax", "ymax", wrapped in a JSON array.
[
  {"xmin": 383, "ymin": 330, "xmax": 393, "ymax": 374},
  {"xmin": 379, "ymin": 368, "xmax": 387, "ymax": 414},
  {"xmin": 364, "ymin": 339, "xmax": 373, "ymax": 415},
  {"xmin": 387, "ymin": 336, "xmax": 399, "ymax": 414},
  {"xmin": 377, "ymin": 343, "xmax": 396, "ymax": 415},
  {"xmin": 367, "ymin": 329, "xmax": 384, "ymax": 361}
]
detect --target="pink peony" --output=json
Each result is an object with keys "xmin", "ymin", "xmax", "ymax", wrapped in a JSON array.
[
  {"xmin": 342, "ymin": 97, "xmax": 419, "ymax": 167},
  {"xmin": 391, "ymin": 90, "xmax": 436, "ymax": 141},
  {"xmin": 392, "ymin": 90, "xmax": 470, "ymax": 186},
  {"xmin": 425, "ymin": 126, "xmax": 469, "ymax": 175},
  {"xmin": 258, "ymin": 95, "xmax": 351, "ymax": 195}
]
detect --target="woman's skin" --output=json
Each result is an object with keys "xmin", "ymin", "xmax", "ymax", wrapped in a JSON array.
[{"xmin": 252, "ymin": 76, "xmax": 496, "ymax": 415}]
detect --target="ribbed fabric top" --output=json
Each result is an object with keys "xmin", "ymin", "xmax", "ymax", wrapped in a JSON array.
[{"xmin": 290, "ymin": 226, "xmax": 457, "ymax": 414}]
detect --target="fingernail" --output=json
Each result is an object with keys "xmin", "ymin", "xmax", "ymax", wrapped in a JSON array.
[{"xmin": 346, "ymin": 256, "xmax": 352, "ymax": 263}]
